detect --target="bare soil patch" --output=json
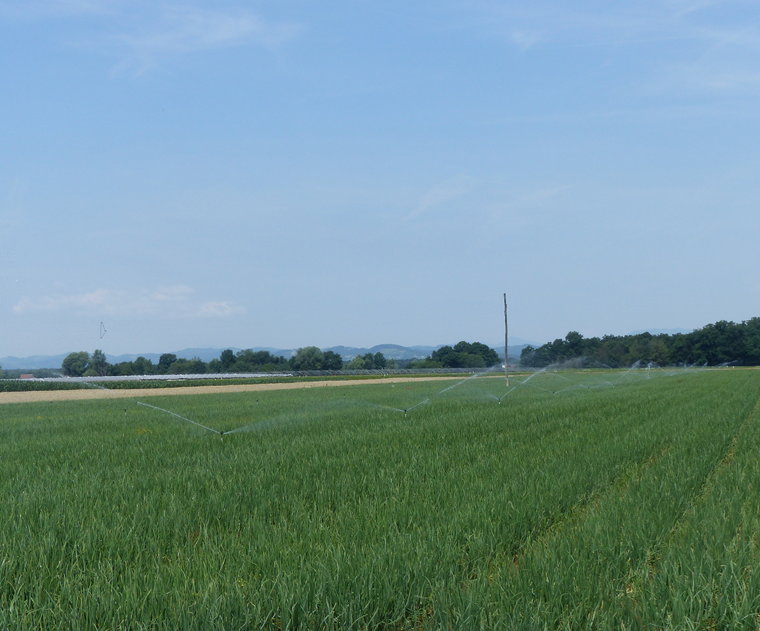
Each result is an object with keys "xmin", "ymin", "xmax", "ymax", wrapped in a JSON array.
[{"xmin": 0, "ymin": 376, "xmax": 467, "ymax": 405}]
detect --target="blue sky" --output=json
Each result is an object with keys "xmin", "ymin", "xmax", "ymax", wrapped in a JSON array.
[{"xmin": 1, "ymin": 0, "xmax": 759, "ymax": 357}]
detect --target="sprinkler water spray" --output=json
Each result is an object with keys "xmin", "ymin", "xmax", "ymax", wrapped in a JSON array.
[{"xmin": 137, "ymin": 401, "xmax": 222, "ymax": 436}]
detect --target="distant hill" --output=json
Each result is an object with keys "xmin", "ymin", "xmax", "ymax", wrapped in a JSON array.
[
  {"xmin": 324, "ymin": 344, "xmax": 443, "ymax": 361},
  {"xmin": 0, "ymin": 344, "xmax": 438, "ymax": 370},
  {"xmin": 1, "ymin": 340, "xmax": 539, "ymax": 371},
  {"xmin": 0, "ymin": 353, "xmax": 71, "ymax": 371}
]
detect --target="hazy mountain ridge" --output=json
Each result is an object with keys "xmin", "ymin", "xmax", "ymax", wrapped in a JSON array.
[{"xmin": 0, "ymin": 341, "xmax": 535, "ymax": 370}]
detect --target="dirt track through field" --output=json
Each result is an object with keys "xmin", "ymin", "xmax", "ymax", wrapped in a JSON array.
[{"xmin": 0, "ymin": 376, "xmax": 470, "ymax": 405}]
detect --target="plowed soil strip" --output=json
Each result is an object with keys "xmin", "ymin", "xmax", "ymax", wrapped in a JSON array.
[{"xmin": 0, "ymin": 376, "xmax": 459, "ymax": 404}]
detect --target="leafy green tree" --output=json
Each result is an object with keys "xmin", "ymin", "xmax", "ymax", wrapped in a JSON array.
[
  {"xmin": 233, "ymin": 350, "xmax": 289, "ymax": 372},
  {"xmin": 220, "ymin": 349, "xmax": 235, "ymax": 371},
  {"xmin": 107, "ymin": 362, "xmax": 134, "ymax": 376},
  {"xmin": 133, "ymin": 356, "xmax": 153, "ymax": 376},
  {"xmin": 191, "ymin": 357, "xmax": 207, "ymax": 373},
  {"xmin": 207, "ymin": 359, "xmax": 222, "ymax": 373},
  {"xmin": 347, "ymin": 352, "xmax": 390, "ymax": 370},
  {"xmin": 323, "ymin": 350, "xmax": 343, "ymax": 370},
  {"xmin": 430, "ymin": 346, "xmax": 457, "ymax": 367},
  {"xmin": 62, "ymin": 352, "xmax": 89, "ymax": 377},
  {"xmin": 90, "ymin": 349, "xmax": 108, "ymax": 376},
  {"xmin": 289, "ymin": 347, "xmax": 343, "ymax": 370},
  {"xmin": 648, "ymin": 338, "xmax": 670, "ymax": 366},
  {"xmin": 346, "ymin": 355, "xmax": 368, "ymax": 369},
  {"xmin": 168, "ymin": 357, "xmax": 206, "ymax": 374},
  {"xmin": 520, "ymin": 319, "xmax": 760, "ymax": 368},
  {"xmin": 563, "ymin": 332, "xmax": 584, "ymax": 358},
  {"xmin": 468, "ymin": 342, "xmax": 500, "ymax": 366},
  {"xmin": 158, "ymin": 354, "xmax": 177, "ymax": 374},
  {"xmin": 289, "ymin": 347, "xmax": 324, "ymax": 370},
  {"xmin": 429, "ymin": 342, "xmax": 498, "ymax": 368}
]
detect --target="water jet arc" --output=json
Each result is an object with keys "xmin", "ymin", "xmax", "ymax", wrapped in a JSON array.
[{"xmin": 137, "ymin": 401, "xmax": 221, "ymax": 435}]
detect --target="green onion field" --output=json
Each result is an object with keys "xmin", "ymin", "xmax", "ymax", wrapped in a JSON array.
[{"xmin": 2, "ymin": 368, "xmax": 760, "ymax": 629}]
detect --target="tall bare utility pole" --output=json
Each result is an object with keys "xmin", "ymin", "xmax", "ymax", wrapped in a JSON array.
[{"xmin": 504, "ymin": 293, "xmax": 510, "ymax": 386}]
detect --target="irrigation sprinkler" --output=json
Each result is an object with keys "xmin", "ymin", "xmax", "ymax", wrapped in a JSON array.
[{"xmin": 404, "ymin": 399, "xmax": 430, "ymax": 417}]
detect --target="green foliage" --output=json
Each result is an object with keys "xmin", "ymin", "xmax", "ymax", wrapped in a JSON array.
[
  {"xmin": 169, "ymin": 357, "xmax": 206, "ymax": 375},
  {"xmin": 0, "ymin": 368, "xmax": 60, "ymax": 380},
  {"xmin": 289, "ymin": 346, "xmax": 344, "ymax": 371},
  {"xmin": 410, "ymin": 341, "xmax": 500, "ymax": 369},
  {"xmin": 219, "ymin": 349, "xmax": 235, "ymax": 371},
  {"xmin": 346, "ymin": 352, "xmax": 391, "ymax": 370},
  {"xmin": 61, "ymin": 351, "xmax": 89, "ymax": 377},
  {"xmin": 0, "ymin": 381, "xmax": 85, "ymax": 392},
  {"xmin": 2, "ymin": 370, "xmax": 760, "ymax": 628},
  {"xmin": 90, "ymin": 349, "xmax": 108, "ymax": 376},
  {"xmin": 346, "ymin": 355, "xmax": 369, "ymax": 369},
  {"xmin": 231, "ymin": 350, "xmax": 289, "ymax": 372},
  {"xmin": 522, "ymin": 317, "xmax": 760, "ymax": 367},
  {"xmin": 158, "ymin": 353, "xmax": 178, "ymax": 374}
]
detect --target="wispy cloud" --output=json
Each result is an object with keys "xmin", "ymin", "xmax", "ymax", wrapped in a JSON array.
[
  {"xmin": 465, "ymin": 1, "xmax": 759, "ymax": 52},
  {"xmin": 406, "ymin": 174, "xmax": 479, "ymax": 221},
  {"xmin": 511, "ymin": 29, "xmax": 543, "ymax": 51},
  {"xmin": 486, "ymin": 184, "xmax": 571, "ymax": 228},
  {"xmin": 459, "ymin": 0, "xmax": 760, "ymax": 100},
  {"xmin": 0, "ymin": 1, "xmax": 302, "ymax": 73},
  {"xmin": 12, "ymin": 285, "xmax": 245, "ymax": 318},
  {"xmin": 655, "ymin": 61, "xmax": 760, "ymax": 92},
  {"xmin": 0, "ymin": 0, "xmax": 111, "ymax": 19},
  {"xmin": 198, "ymin": 301, "xmax": 245, "ymax": 317},
  {"xmin": 112, "ymin": 5, "xmax": 301, "ymax": 72},
  {"xmin": 673, "ymin": 0, "xmax": 733, "ymax": 18}
]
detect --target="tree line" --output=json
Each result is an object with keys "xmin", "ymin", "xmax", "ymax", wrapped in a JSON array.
[
  {"xmin": 59, "ymin": 340, "xmax": 502, "ymax": 377},
  {"xmin": 0, "ymin": 366, "xmax": 61, "ymax": 380},
  {"xmin": 520, "ymin": 318, "xmax": 760, "ymax": 368},
  {"xmin": 60, "ymin": 347, "xmax": 346, "ymax": 377},
  {"xmin": 406, "ymin": 341, "xmax": 501, "ymax": 369}
]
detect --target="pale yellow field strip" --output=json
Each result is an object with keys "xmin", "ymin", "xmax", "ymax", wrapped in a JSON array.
[{"xmin": 0, "ymin": 375, "xmax": 503, "ymax": 405}]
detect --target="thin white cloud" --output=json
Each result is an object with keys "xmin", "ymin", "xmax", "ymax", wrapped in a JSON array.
[
  {"xmin": 149, "ymin": 285, "xmax": 195, "ymax": 302},
  {"xmin": 658, "ymin": 62, "xmax": 760, "ymax": 92},
  {"xmin": 119, "ymin": 5, "xmax": 299, "ymax": 54},
  {"xmin": 0, "ymin": 0, "xmax": 111, "ymax": 19},
  {"xmin": 12, "ymin": 285, "xmax": 245, "ymax": 318},
  {"xmin": 511, "ymin": 30, "xmax": 543, "ymax": 51},
  {"xmin": 672, "ymin": 0, "xmax": 733, "ymax": 18},
  {"xmin": 487, "ymin": 185, "xmax": 572, "ymax": 229},
  {"xmin": 460, "ymin": 1, "xmax": 760, "ymax": 100},
  {"xmin": 108, "ymin": 5, "xmax": 302, "ymax": 74},
  {"xmin": 406, "ymin": 174, "xmax": 479, "ymax": 221},
  {"xmin": 0, "ymin": 1, "xmax": 302, "ymax": 73},
  {"xmin": 198, "ymin": 301, "xmax": 246, "ymax": 317},
  {"xmin": 464, "ymin": 1, "xmax": 759, "ymax": 52}
]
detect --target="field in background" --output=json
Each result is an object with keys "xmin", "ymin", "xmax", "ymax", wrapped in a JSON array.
[{"xmin": 2, "ymin": 369, "xmax": 760, "ymax": 629}]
